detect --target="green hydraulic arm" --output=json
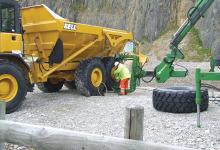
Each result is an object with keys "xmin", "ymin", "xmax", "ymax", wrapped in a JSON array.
[
  {"xmin": 116, "ymin": 0, "xmax": 214, "ymax": 94},
  {"xmin": 155, "ymin": 0, "xmax": 214, "ymax": 83}
]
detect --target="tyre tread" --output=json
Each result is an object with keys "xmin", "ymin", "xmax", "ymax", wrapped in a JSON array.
[{"xmin": 152, "ymin": 87, "xmax": 209, "ymax": 113}]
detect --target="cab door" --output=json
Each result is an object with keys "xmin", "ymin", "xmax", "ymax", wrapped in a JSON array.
[{"xmin": 0, "ymin": 1, "xmax": 22, "ymax": 53}]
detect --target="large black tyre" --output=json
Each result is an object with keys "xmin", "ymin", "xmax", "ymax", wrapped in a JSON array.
[
  {"xmin": 102, "ymin": 57, "xmax": 117, "ymax": 91},
  {"xmin": 0, "ymin": 61, "xmax": 28, "ymax": 114},
  {"xmin": 75, "ymin": 58, "xmax": 106, "ymax": 97},
  {"xmin": 37, "ymin": 79, "xmax": 64, "ymax": 93},
  {"xmin": 64, "ymin": 81, "xmax": 76, "ymax": 89},
  {"xmin": 153, "ymin": 86, "xmax": 209, "ymax": 113}
]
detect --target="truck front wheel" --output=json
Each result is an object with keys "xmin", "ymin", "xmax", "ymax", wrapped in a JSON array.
[
  {"xmin": 0, "ymin": 61, "xmax": 28, "ymax": 114},
  {"xmin": 75, "ymin": 58, "xmax": 106, "ymax": 96}
]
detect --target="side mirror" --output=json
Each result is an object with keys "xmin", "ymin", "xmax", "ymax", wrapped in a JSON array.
[{"xmin": 123, "ymin": 41, "xmax": 135, "ymax": 53}]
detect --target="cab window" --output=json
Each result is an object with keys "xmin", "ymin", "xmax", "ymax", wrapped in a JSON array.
[{"xmin": 1, "ymin": 3, "xmax": 15, "ymax": 33}]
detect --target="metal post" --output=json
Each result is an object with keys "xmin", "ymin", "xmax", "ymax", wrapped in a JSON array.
[
  {"xmin": 197, "ymin": 105, "xmax": 200, "ymax": 127},
  {"xmin": 195, "ymin": 68, "xmax": 201, "ymax": 128},
  {"xmin": 0, "ymin": 101, "xmax": 6, "ymax": 150},
  {"xmin": 124, "ymin": 105, "xmax": 144, "ymax": 141}
]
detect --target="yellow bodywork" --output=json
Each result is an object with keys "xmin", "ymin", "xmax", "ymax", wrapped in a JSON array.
[
  {"xmin": 0, "ymin": 33, "xmax": 22, "ymax": 53},
  {"xmin": 21, "ymin": 4, "xmax": 133, "ymax": 83}
]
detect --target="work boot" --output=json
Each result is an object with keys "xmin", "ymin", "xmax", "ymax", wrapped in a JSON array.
[
  {"xmin": 119, "ymin": 89, "xmax": 125, "ymax": 96},
  {"xmin": 119, "ymin": 92, "xmax": 125, "ymax": 96},
  {"xmin": 125, "ymin": 89, "xmax": 128, "ymax": 95}
]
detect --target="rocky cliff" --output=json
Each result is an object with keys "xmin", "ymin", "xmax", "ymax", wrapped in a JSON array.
[{"xmin": 196, "ymin": 0, "xmax": 220, "ymax": 60}]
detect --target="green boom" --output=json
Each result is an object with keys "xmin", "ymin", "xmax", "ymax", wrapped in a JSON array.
[
  {"xmin": 155, "ymin": 0, "xmax": 214, "ymax": 83},
  {"xmin": 117, "ymin": 0, "xmax": 214, "ymax": 92}
]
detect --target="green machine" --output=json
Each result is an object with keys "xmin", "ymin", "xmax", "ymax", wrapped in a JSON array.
[{"xmin": 116, "ymin": 0, "xmax": 215, "ymax": 127}]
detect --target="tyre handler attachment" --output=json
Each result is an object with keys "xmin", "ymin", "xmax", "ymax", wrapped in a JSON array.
[
  {"xmin": 115, "ymin": 0, "xmax": 215, "ymax": 127},
  {"xmin": 195, "ymin": 64, "xmax": 220, "ymax": 127}
]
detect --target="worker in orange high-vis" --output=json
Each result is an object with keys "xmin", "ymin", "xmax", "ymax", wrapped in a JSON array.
[{"xmin": 113, "ymin": 62, "xmax": 131, "ymax": 95}]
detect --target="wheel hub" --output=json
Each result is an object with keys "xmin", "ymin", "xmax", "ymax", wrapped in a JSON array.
[
  {"xmin": 0, "ymin": 74, "xmax": 18, "ymax": 102},
  {"xmin": 91, "ymin": 68, "xmax": 102, "ymax": 87}
]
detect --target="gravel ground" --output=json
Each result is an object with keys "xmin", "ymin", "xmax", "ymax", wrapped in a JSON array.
[{"xmin": 5, "ymin": 62, "xmax": 220, "ymax": 150}]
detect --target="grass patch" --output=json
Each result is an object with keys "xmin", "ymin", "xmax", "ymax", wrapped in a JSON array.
[
  {"xmin": 155, "ymin": 20, "xmax": 178, "ymax": 40},
  {"xmin": 183, "ymin": 27, "xmax": 211, "ymax": 62},
  {"xmin": 139, "ymin": 36, "xmax": 150, "ymax": 45}
]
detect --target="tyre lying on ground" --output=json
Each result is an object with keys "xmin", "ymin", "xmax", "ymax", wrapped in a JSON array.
[
  {"xmin": 0, "ymin": 61, "xmax": 28, "ymax": 114},
  {"xmin": 75, "ymin": 58, "xmax": 106, "ymax": 97},
  {"xmin": 153, "ymin": 86, "xmax": 209, "ymax": 113}
]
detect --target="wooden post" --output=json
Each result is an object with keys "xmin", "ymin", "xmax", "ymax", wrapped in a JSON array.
[
  {"xmin": 124, "ymin": 105, "xmax": 144, "ymax": 141},
  {"xmin": 0, "ymin": 101, "xmax": 6, "ymax": 150}
]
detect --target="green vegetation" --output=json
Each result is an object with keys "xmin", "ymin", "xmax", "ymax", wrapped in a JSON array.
[
  {"xmin": 139, "ymin": 36, "xmax": 149, "ymax": 45},
  {"xmin": 183, "ymin": 27, "xmax": 211, "ymax": 62},
  {"xmin": 156, "ymin": 20, "xmax": 178, "ymax": 40},
  {"xmin": 138, "ymin": 24, "xmax": 211, "ymax": 62},
  {"xmin": 139, "ymin": 20, "xmax": 177, "ymax": 44}
]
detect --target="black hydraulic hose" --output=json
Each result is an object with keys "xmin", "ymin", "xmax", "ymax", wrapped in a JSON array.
[
  {"xmin": 142, "ymin": 75, "xmax": 155, "ymax": 83},
  {"xmin": 140, "ymin": 61, "xmax": 155, "ymax": 83},
  {"xmin": 201, "ymin": 83, "xmax": 220, "ymax": 92},
  {"xmin": 173, "ymin": 63, "xmax": 189, "ymax": 76},
  {"xmin": 187, "ymin": 6, "xmax": 197, "ymax": 21},
  {"xmin": 41, "ymin": 63, "xmax": 49, "ymax": 71}
]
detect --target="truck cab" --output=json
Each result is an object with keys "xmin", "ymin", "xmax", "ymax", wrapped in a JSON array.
[
  {"xmin": 0, "ymin": 0, "xmax": 22, "ymax": 53},
  {"xmin": 0, "ymin": 0, "xmax": 29, "ymax": 114}
]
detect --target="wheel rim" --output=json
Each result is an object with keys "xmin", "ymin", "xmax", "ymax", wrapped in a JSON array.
[
  {"xmin": 91, "ymin": 68, "xmax": 103, "ymax": 87},
  {"xmin": 0, "ymin": 74, "xmax": 18, "ymax": 102}
]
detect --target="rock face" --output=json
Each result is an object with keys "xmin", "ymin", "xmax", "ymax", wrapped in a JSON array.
[
  {"xmin": 177, "ymin": 0, "xmax": 194, "ymax": 26},
  {"xmin": 20, "ymin": 0, "xmax": 177, "ymax": 41},
  {"xmin": 196, "ymin": 0, "xmax": 220, "ymax": 60}
]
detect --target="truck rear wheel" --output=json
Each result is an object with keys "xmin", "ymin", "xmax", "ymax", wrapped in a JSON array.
[
  {"xmin": 0, "ymin": 61, "xmax": 28, "ymax": 114},
  {"xmin": 153, "ymin": 86, "xmax": 209, "ymax": 113},
  {"xmin": 37, "ymin": 78, "xmax": 64, "ymax": 93},
  {"xmin": 75, "ymin": 58, "xmax": 106, "ymax": 97}
]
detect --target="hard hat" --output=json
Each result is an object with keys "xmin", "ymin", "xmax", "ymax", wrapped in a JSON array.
[{"xmin": 114, "ymin": 61, "xmax": 120, "ymax": 66}]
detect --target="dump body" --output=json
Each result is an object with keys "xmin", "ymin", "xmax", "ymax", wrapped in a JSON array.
[{"xmin": 21, "ymin": 4, "xmax": 132, "ymax": 62}]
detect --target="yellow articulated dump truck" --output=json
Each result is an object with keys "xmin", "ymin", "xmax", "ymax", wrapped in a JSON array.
[{"xmin": 0, "ymin": 0, "xmax": 135, "ymax": 113}]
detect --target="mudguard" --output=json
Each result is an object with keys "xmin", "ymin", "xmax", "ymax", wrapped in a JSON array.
[{"xmin": 0, "ymin": 53, "xmax": 29, "ymax": 70}]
